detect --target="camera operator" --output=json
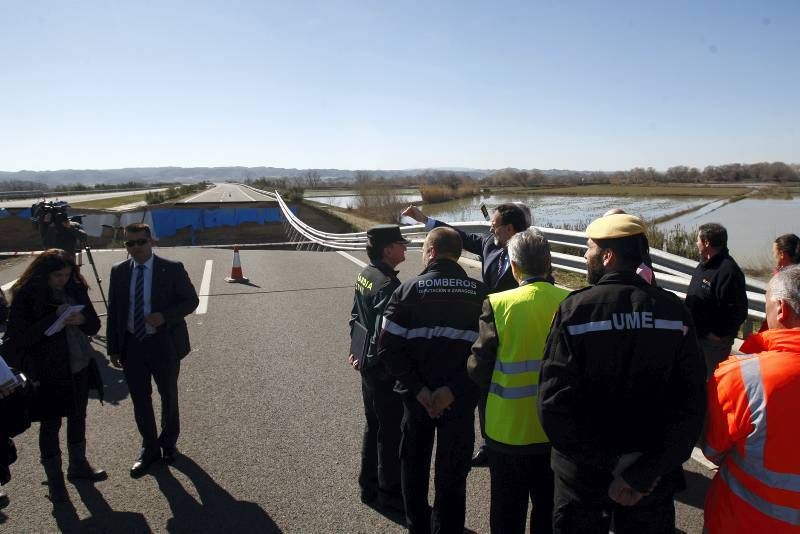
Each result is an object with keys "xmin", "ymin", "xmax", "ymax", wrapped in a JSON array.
[{"xmin": 45, "ymin": 212, "xmax": 87, "ymax": 255}]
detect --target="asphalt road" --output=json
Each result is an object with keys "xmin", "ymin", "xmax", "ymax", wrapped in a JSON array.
[
  {"xmin": 0, "ymin": 248, "xmax": 713, "ymax": 533},
  {"xmin": 180, "ymin": 183, "xmax": 274, "ymax": 203},
  {"xmin": 1, "ymin": 189, "xmax": 168, "ymax": 209}
]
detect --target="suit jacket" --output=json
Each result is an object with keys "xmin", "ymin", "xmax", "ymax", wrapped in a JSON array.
[
  {"xmin": 432, "ymin": 220, "xmax": 518, "ymax": 294},
  {"xmin": 106, "ymin": 254, "xmax": 199, "ymax": 361}
]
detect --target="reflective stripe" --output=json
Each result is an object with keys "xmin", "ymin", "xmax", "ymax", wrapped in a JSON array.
[
  {"xmin": 382, "ymin": 319, "xmax": 478, "ymax": 342},
  {"xmin": 567, "ymin": 318, "xmax": 687, "ymax": 336},
  {"xmin": 720, "ymin": 467, "xmax": 800, "ymax": 526},
  {"xmin": 567, "ymin": 320, "xmax": 612, "ymax": 335},
  {"xmin": 495, "ymin": 359, "xmax": 542, "ymax": 374},
  {"xmin": 653, "ymin": 319, "xmax": 685, "ymax": 331},
  {"xmin": 730, "ymin": 357, "xmax": 800, "ymax": 491},
  {"xmin": 489, "ymin": 383, "xmax": 538, "ymax": 399}
]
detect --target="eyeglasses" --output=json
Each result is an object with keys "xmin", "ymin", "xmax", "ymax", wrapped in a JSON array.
[{"xmin": 124, "ymin": 238, "xmax": 149, "ymax": 247}]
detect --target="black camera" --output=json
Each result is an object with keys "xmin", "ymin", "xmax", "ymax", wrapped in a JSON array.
[
  {"xmin": 30, "ymin": 201, "xmax": 87, "ymax": 252},
  {"xmin": 30, "ymin": 200, "xmax": 71, "ymax": 230}
]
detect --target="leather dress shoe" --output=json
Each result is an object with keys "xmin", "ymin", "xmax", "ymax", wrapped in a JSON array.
[
  {"xmin": 162, "ymin": 447, "xmax": 178, "ymax": 464},
  {"xmin": 130, "ymin": 451, "xmax": 161, "ymax": 478},
  {"xmin": 470, "ymin": 447, "xmax": 489, "ymax": 467},
  {"xmin": 0, "ymin": 491, "xmax": 9, "ymax": 510}
]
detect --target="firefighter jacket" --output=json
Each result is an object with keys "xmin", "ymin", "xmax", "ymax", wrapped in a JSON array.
[
  {"xmin": 538, "ymin": 270, "xmax": 707, "ymax": 494},
  {"xmin": 468, "ymin": 278, "xmax": 569, "ymax": 455},
  {"xmin": 685, "ymin": 248, "xmax": 749, "ymax": 338},
  {"xmin": 378, "ymin": 259, "xmax": 487, "ymax": 413},
  {"xmin": 703, "ymin": 328, "xmax": 800, "ymax": 532},
  {"xmin": 349, "ymin": 260, "xmax": 400, "ymax": 376}
]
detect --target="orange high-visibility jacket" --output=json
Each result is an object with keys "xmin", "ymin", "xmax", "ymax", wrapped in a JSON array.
[{"xmin": 703, "ymin": 329, "xmax": 800, "ymax": 533}]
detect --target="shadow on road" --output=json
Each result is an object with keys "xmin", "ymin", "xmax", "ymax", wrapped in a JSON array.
[
  {"xmin": 675, "ymin": 469, "xmax": 713, "ymax": 510},
  {"xmin": 153, "ymin": 454, "xmax": 282, "ymax": 533},
  {"xmin": 88, "ymin": 339, "xmax": 129, "ymax": 405},
  {"xmin": 51, "ymin": 481, "xmax": 150, "ymax": 533}
]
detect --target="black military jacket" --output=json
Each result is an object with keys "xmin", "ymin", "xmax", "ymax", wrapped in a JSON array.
[
  {"xmin": 685, "ymin": 248, "xmax": 748, "ymax": 338},
  {"xmin": 538, "ymin": 271, "xmax": 706, "ymax": 493},
  {"xmin": 349, "ymin": 260, "xmax": 400, "ymax": 375}
]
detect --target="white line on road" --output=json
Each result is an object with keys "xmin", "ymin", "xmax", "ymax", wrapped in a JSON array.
[
  {"xmin": 182, "ymin": 184, "xmax": 218, "ymax": 203},
  {"xmin": 336, "ymin": 251, "xmax": 367, "ymax": 268},
  {"xmin": 236, "ymin": 185, "xmax": 257, "ymax": 202},
  {"xmin": 196, "ymin": 260, "xmax": 213, "ymax": 314}
]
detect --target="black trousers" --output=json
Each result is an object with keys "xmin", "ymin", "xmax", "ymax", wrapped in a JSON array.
[
  {"xmin": 359, "ymin": 370, "xmax": 403, "ymax": 499},
  {"xmin": 123, "ymin": 333, "xmax": 181, "ymax": 454},
  {"xmin": 400, "ymin": 399, "xmax": 475, "ymax": 534},
  {"xmin": 552, "ymin": 470, "xmax": 675, "ymax": 534},
  {"xmin": 488, "ymin": 449, "xmax": 553, "ymax": 534},
  {"xmin": 39, "ymin": 366, "xmax": 89, "ymax": 459}
]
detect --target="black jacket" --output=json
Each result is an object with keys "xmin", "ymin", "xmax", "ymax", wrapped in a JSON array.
[
  {"xmin": 684, "ymin": 248, "xmax": 748, "ymax": 338},
  {"xmin": 349, "ymin": 260, "xmax": 401, "ymax": 376},
  {"xmin": 106, "ymin": 254, "xmax": 199, "ymax": 361},
  {"xmin": 431, "ymin": 219, "xmax": 518, "ymax": 293},
  {"xmin": 378, "ymin": 259, "xmax": 487, "ymax": 413},
  {"xmin": 4, "ymin": 278, "xmax": 101, "ymax": 421},
  {"xmin": 538, "ymin": 271, "xmax": 706, "ymax": 494}
]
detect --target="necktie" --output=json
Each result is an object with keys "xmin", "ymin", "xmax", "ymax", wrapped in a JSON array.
[
  {"xmin": 497, "ymin": 249, "xmax": 507, "ymax": 283},
  {"xmin": 134, "ymin": 264, "xmax": 146, "ymax": 340}
]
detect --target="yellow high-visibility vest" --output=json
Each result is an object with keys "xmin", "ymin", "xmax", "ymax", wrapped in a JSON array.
[{"xmin": 485, "ymin": 281, "xmax": 569, "ymax": 446}]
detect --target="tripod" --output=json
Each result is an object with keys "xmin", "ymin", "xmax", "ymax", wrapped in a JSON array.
[{"xmin": 82, "ymin": 245, "xmax": 109, "ymax": 314}]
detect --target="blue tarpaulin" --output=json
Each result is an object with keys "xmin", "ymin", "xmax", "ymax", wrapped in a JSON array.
[{"xmin": 6, "ymin": 206, "xmax": 292, "ymax": 239}]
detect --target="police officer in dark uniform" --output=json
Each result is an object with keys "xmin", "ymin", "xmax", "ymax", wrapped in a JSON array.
[
  {"xmin": 348, "ymin": 224, "xmax": 409, "ymax": 513},
  {"xmin": 379, "ymin": 227, "xmax": 487, "ymax": 534},
  {"xmin": 538, "ymin": 214, "xmax": 707, "ymax": 534}
]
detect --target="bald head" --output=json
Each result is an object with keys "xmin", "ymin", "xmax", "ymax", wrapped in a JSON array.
[{"xmin": 423, "ymin": 227, "xmax": 463, "ymax": 265}]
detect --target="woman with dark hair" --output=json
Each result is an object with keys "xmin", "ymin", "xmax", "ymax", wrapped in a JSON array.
[
  {"xmin": 4, "ymin": 249, "xmax": 105, "ymax": 503},
  {"xmin": 773, "ymin": 233, "xmax": 800, "ymax": 271}
]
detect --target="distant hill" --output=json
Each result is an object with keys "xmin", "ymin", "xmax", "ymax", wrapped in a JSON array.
[{"xmin": 0, "ymin": 166, "xmax": 589, "ymax": 187}]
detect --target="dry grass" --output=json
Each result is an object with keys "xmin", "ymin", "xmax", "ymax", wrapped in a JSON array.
[
  {"xmin": 420, "ymin": 184, "xmax": 480, "ymax": 203},
  {"xmin": 71, "ymin": 193, "xmax": 148, "ymax": 209}
]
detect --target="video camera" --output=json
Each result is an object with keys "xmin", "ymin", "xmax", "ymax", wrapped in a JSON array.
[
  {"xmin": 30, "ymin": 200, "xmax": 80, "ymax": 230},
  {"xmin": 30, "ymin": 201, "xmax": 87, "ymax": 251}
]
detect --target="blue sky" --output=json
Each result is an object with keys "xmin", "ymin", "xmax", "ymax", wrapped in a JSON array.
[{"xmin": 1, "ymin": 0, "xmax": 798, "ymax": 172}]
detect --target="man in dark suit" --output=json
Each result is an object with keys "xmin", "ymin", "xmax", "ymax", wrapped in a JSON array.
[
  {"xmin": 402, "ymin": 203, "xmax": 530, "ymax": 467},
  {"xmin": 107, "ymin": 223, "xmax": 199, "ymax": 478}
]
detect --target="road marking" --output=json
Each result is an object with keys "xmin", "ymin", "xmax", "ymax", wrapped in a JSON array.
[
  {"xmin": 691, "ymin": 446, "xmax": 718, "ymax": 471},
  {"xmin": 336, "ymin": 251, "xmax": 367, "ymax": 268},
  {"xmin": 2, "ymin": 279, "xmax": 17, "ymax": 292},
  {"xmin": 236, "ymin": 185, "xmax": 257, "ymax": 202},
  {"xmin": 196, "ymin": 260, "xmax": 213, "ymax": 314},
  {"xmin": 182, "ymin": 184, "xmax": 217, "ymax": 203}
]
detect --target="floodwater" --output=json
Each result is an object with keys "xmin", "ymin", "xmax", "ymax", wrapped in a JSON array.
[
  {"xmin": 661, "ymin": 197, "xmax": 800, "ymax": 269},
  {"xmin": 306, "ymin": 191, "xmax": 799, "ymax": 268}
]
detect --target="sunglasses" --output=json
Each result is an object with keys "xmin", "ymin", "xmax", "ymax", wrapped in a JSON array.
[{"xmin": 124, "ymin": 238, "xmax": 149, "ymax": 247}]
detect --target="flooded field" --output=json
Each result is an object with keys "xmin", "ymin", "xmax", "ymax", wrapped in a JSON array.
[
  {"xmin": 662, "ymin": 197, "xmax": 800, "ymax": 269},
  {"xmin": 306, "ymin": 190, "xmax": 800, "ymax": 269}
]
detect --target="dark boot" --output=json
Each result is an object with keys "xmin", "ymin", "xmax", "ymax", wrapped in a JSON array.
[
  {"xmin": 41, "ymin": 456, "xmax": 68, "ymax": 504},
  {"xmin": 0, "ymin": 491, "xmax": 9, "ymax": 509},
  {"xmin": 67, "ymin": 441, "xmax": 107, "ymax": 482}
]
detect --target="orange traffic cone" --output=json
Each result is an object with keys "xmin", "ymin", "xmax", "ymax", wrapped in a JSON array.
[{"xmin": 225, "ymin": 247, "xmax": 250, "ymax": 283}]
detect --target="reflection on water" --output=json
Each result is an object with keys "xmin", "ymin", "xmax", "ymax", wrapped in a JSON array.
[
  {"xmin": 306, "ymin": 193, "xmax": 421, "ymax": 209},
  {"xmin": 307, "ymin": 191, "xmax": 800, "ymax": 269},
  {"xmin": 660, "ymin": 198, "xmax": 800, "ymax": 269},
  {"xmin": 423, "ymin": 194, "xmax": 709, "ymax": 229}
]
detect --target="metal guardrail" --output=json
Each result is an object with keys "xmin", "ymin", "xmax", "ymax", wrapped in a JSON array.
[{"xmin": 246, "ymin": 186, "xmax": 767, "ymax": 322}]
